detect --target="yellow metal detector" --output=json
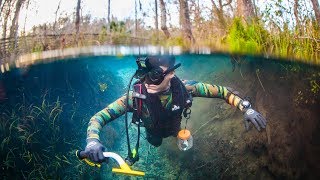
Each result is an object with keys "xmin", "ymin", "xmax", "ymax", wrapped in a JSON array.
[{"xmin": 76, "ymin": 150, "xmax": 145, "ymax": 176}]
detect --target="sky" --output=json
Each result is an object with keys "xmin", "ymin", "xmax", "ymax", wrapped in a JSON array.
[
  {"xmin": 18, "ymin": 0, "xmax": 182, "ymax": 32},
  {"xmin": 17, "ymin": 0, "xmax": 314, "ymax": 33}
]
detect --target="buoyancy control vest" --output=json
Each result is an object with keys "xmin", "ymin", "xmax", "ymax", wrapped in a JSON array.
[{"xmin": 132, "ymin": 76, "xmax": 192, "ymax": 138}]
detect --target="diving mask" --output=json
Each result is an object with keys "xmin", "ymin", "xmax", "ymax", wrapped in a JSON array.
[{"xmin": 145, "ymin": 63, "xmax": 181, "ymax": 85}]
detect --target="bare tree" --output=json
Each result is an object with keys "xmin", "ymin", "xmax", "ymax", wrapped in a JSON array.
[
  {"xmin": 135, "ymin": 0, "xmax": 137, "ymax": 36},
  {"xmin": 189, "ymin": 0, "xmax": 201, "ymax": 29},
  {"xmin": 310, "ymin": 0, "xmax": 320, "ymax": 25},
  {"xmin": 0, "ymin": 0, "xmax": 3, "ymax": 15},
  {"xmin": 0, "ymin": 0, "xmax": 12, "ymax": 56},
  {"xmin": 155, "ymin": 0, "xmax": 159, "ymax": 41},
  {"xmin": 22, "ymin": 0, "xmax": 30, "ymax": 34},
  {"xmin": 75, "ymin": 0, "xmax": 81, "ymax": 35},
  {"xmin": 2, "ymin": 0, "xmax": 13, "ymax": 40},
  {"xmin": 159, "ymin": 0, "xmax": 170, "ymax": 38},
  {"xmin": 9, "ymin": 0, "xmax": 26, "ymax": 49},
  {"xmin": 107, "ymin": 0, "xmax": 110, "ymax": 25},
  {"xmin": 53, "ymin": 0, "xmax": 62, "ymax": 32},
  {"xmin": 252, "ymin": 0, "xmax": 257, "ymax": 16},
  {"xmin": 179, "ymin": 0, "xmax": 195, "ymax": 43},
  {"xmin": 0, "ymin": 0, "xmax": 5, "ymax": 18},
  {"xmin": 294, "ymin": 0, "xmax": 300, "ymax": 31},
  {"xmin": 236, "ymin": 0, "xmax": 255, "ymax": 21},
  {"xmin": 155, "ymin": 0, "xmax": 158, "ymax": 30},
  {"xmin": 210, "ymin": 0, "xmax": 232, "ymax": 28},
  {"xmin": 75, "ymin": 0, "xmax": 81, "ymax": 46}
]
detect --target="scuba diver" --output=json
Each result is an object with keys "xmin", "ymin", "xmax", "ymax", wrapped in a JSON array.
[{"xmin": 84, "ymin": 56, "xmax": 267, "ymax": 165}]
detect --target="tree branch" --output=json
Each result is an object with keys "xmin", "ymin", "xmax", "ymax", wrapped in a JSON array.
[
  {"xmin": 53, "ymin": 0, "xmax": 62, "ymax": 33},
  {"xmin": 210, "ymin": 0, "xmax": 218, "ymax": 11},
  {"xmin": 222, "ymin": 0, "xmax": 232, "ymax": 7}
]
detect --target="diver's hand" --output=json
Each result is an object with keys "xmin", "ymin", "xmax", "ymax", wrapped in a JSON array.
[
  {"xmin": 243, "ymin": 108, "xmax": 267, "ymax": 131},
  {"xmin": 85, "ymin": 139, "xmax": 107, "ymax": 163}
]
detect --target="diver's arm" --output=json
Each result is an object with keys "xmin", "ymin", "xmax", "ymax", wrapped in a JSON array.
[
  {"xmin": 87, "ymin": 92, "xmax": 134, "ymax": 141},
  {"xmin": 182, "ymin": 80, "xmax": 246, "ymax": 111},
  {"xmin": 183, "ymin": 80, "xmax": 267, "ymax": 131}
]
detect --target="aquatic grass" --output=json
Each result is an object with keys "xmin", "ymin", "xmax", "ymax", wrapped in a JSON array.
[
  {"xmin": 310, "ymin": 79, "xmax": 320, "ymax": 94},
  {"xmin": 2, "ymin": 153, "xmax": 15, "ymax": 169},
  {"xmin": 21, "ymin": 150, "xmax": 33, "ymax": 164},
  {"xmin": 0, "ymin": 93, "xmax": 90, "ymax": 179},
  {"xmin": 256, "ymin": 69, "xmax": 266, "ymax": 92},
  {"xmin": 0, "ymin": 116, "xmax": 9, "ymax": 135},
  {"xmin": 1, "ymin": 137, "xmax": 10, "ymax": 151}
]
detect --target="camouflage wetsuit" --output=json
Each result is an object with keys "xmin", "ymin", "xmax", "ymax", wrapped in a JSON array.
[{"xmin": 87, "ymin": 80, "xmax": 246, "ymax": 145}]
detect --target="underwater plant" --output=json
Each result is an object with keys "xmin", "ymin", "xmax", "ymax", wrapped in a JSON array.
[{"xmin": 0, "ymin": 94, "xmax": 90, "ymax": 179}]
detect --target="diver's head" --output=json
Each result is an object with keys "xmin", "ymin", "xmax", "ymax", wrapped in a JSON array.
[
  {"xmin": 145, "ymin": 55, "xmax": 175, "ymax": 71},
  {"xmin": 143, "ymin": 56, "xmax": 180, "ymax": 94},
  {"xmin": 144, "ymin": 56, "xmax": 180, "ymax": 84}
]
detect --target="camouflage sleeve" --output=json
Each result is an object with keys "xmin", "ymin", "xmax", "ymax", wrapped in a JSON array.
[
  {"xmin": 86, "ymin": 91, "xmax": 134, "ymax": 141},
  {"xmin": 182, "ymin": 80, "xmax": 246, "ymax": 111}
]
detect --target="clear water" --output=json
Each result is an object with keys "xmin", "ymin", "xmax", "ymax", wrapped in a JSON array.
[{"xmin": 1, "ymin": 50, "xmax": 320, "ymax": 179}]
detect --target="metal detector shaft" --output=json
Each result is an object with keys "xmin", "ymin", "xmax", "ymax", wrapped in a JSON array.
[{"xmin": 76, "ymin": 150, "xmax": 145, "ymax": 176}]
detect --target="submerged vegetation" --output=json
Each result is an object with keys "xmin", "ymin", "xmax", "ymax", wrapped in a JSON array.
[
  {"xmin": 0, "ymin": 95, "xmax": 85, "ymax": 178},
  {"xmin": 0, "ymin": 59, "xmax": 125, "ymax": 178}
]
